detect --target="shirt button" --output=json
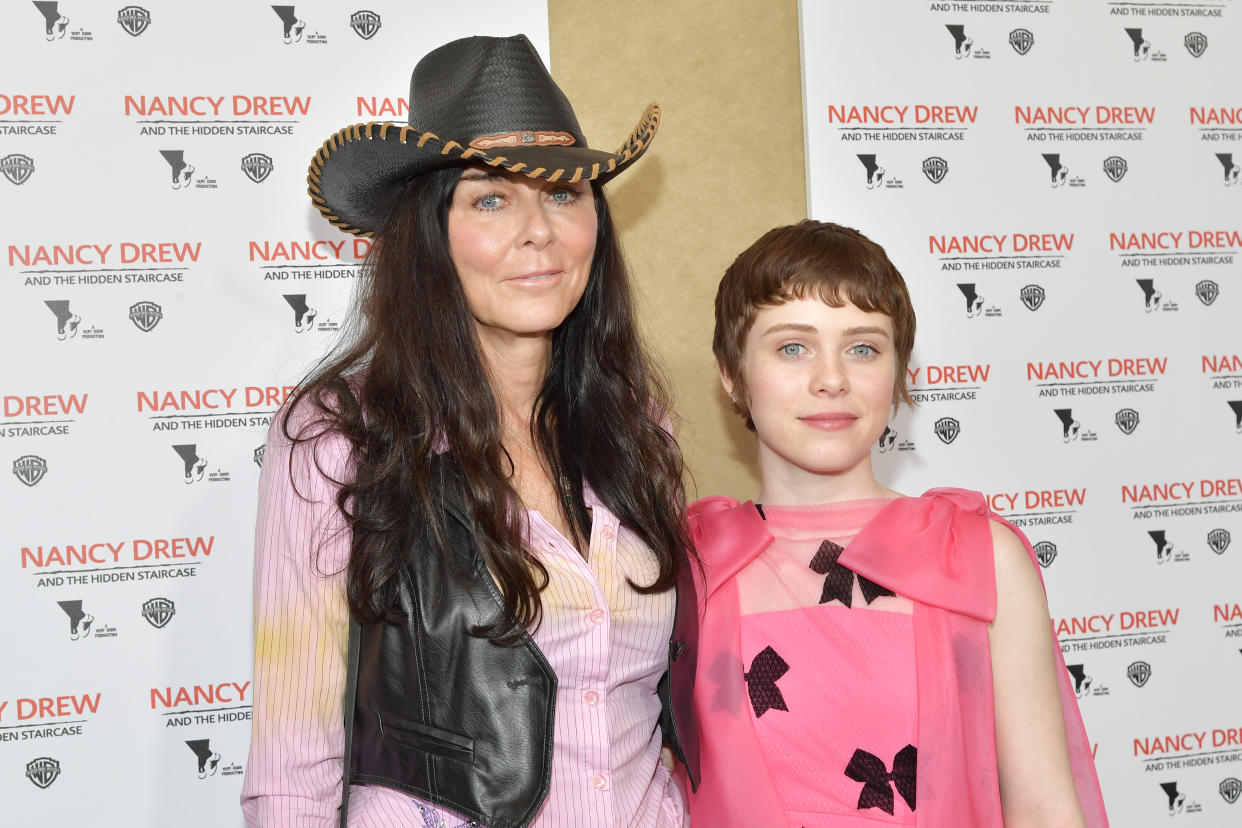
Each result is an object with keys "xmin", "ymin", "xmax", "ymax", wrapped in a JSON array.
[
  {"xmin": 591, "ymin": 772, "xmax": 608, "ymax": 790},
  {"xmin": 600, "ymin": 526, "xmax": 615, "ymax": 541},
  {"xmin": 587, "ymin": 608, "xmax": 606, "ymax": 624},
  {"xmin": 583, "ymin": 690, "xmax": 600, "ymax": 706}
]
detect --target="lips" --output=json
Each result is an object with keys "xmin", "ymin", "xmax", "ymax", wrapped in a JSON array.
[
  {"xmin": 505, "ymin": 269, "xmax": 562, "ymax": 285},
  {"xmin": 799, "ymin": 412, "xmax": 858, "ymax": 431}
]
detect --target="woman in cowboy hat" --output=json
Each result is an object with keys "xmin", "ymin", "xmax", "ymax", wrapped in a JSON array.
[{"xmin": 241, "ymin": 34, "xmax": 698, "ymax": 827}]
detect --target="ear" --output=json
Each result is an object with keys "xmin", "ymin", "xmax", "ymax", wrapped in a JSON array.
[{"xmin": 717, "ymin": 361, "xmax": 736, "ymax": 401}]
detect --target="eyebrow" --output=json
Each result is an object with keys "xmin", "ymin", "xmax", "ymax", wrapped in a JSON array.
[
  {"xmin": 458, "ymin": 170, "xmax": 505, "ymax": 183},
  {"xmin": 759, "ymin": 323, "xmax": 892, "ymax": 338}
]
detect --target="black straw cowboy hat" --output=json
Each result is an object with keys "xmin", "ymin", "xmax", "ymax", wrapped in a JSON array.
[{"xmin": 308, "ymin": 33, "xmax": 660, "ymax": 237}]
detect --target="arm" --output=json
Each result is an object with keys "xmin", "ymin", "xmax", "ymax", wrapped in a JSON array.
[
  {"xmin": 241, "ymin": 410, "xmax": 354, "ymax": 826},
  {"xmin": 988, "ymin": 520, "xmax": 1087, "ymax": 828}
]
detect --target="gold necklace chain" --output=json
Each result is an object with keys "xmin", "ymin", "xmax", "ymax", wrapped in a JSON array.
[{"xmin": 503, "ymin": 422, "xmax": 574, "ymax": 507}]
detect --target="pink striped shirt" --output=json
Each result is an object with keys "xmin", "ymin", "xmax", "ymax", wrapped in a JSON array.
[{"xmin": 241, "ymin": 411, "xmax": 685, "ymax": 827}]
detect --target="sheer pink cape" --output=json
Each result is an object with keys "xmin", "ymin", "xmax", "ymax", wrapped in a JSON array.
[{"xmin": 683, "ymin": 488, "xmax": 1108, "ymax": 828}]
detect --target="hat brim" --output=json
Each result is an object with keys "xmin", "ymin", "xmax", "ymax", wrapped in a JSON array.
[{"xmin": 308, "ymin": 103, "xmax": 659, "ymax": 237}]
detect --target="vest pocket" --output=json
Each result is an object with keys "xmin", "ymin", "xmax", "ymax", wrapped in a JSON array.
[{"xmin": 375, "ymin": 710, "xmax": 475, "ymax": 764}]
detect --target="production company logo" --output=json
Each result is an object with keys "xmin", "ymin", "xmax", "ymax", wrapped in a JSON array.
[
  {"xmin": 1115, "ymin": 408, "xmax": 1139, "ymax": 435},
  {"xmin": 1196, "ymin": 280, "xmax": 1219, "ymax": 306},
  {"xmin": 1, "ymin": 153, "xmax": 35, "ymax": 185},
  {"xmin": 1008, "ymin": 28, "xmax": 1033, "ymax": 56},
  {"xmin": 1148, "ymin": 530, "xmax": 1177, "ymax": 564},
  {"xmin": 1054, "ymin": 409, "xmax": 1095, "ymax": 443},
  {"xmin": 57, "ymin": 600, "xmax": 94, "ymax": 640},
  {"xmin": 1041, "ymin": 154, "xmax": 1079, "ymax": 188},
  {"xmin": 877, "ymin": 425, "xmax": 896, "ymax": 453},
  {"xmin": 253, "ymin": 444, "xmax": 265, "ymax": 467},
  {"xmin": 1103, "ymin": 156, "xmax": 1128, "ymax": 182},
  {"xmin": 1161, "ymin": 782, "xmax": 1187, "ymax": 815},
  {"xmin": 32, "ymin": 2, "xmax": 70, "ymax": 40},
  {"xmin": 1184, "ymin": 32, "xmax": 1207, "ymax": 59},
  {"xmin": 142, "ymin": 597, "xmax": 175, "ymax": 629},
  {"xmin": 1229, "ymin": 400, "xmax": 1242, "ymax": 433},
  {"xmin": 856, "ymin": 155, "xmax": 891, "ymax": 189},
  {"xmin": 1137, "ymin": 278, "xmax": 1174, "ymax": 312},
  {"xmin": 282, "ymin": 294, "xmax": 317, "ymax": 332},
  {"xmin": 1222, "ymin": 777, "xmax": 1241, "ymax": 804},
  {"xmin": 921, "ymin": 156, "xmax": 948, "ymax": 184},
  {"xmin": 26, "ymin": 756, "xmax": 60, "ymax": 788},
  {"xmin": 1217, "ymin": 154, "xmax": 1241, "ymax": 186},
  {"xmin": 1034, "ymin": 540, "xmax": 1057, "ymax": 567},
  {"xmin": 1020, "ymin": 284, "xmax": 1045, "ymax": 311},
  {"xmin": 1064, "ymin": 663, "xmax": 1105, "ymax": 698},
  {"xmin": 1124, "ymin": 29, "xmax": 1162, "ymax": 62},
  {"xmin": 933, "ymin": 417, "xmax": 960, "ymax": 445},
  {"xmin": 955, "ymin": 283, "xmax": 993, "ymax": 318},
  {"xmin": 945, "ymin": 25, "xmax": 987, "ymax": 60},
  {"xmin": 116, "ymin": 5, "xmax": 150, "ymax": 37},
  {"xmin": 160, "ymin": 150, "xmax": 197, "ymax": 190},
  {"xmin": 186, "ymin": 739, "xmax": 222, "ymax": 778},
  {"xmin": 172, "ymin": 444, "xmax": 211, "ymax": 484},
  {"xmin": 13, "ymin": 454, "xmax": 48, "ymax": 487},
  {"xmin": 1208, "ymin": 528, "xmax": 1231, "ymax": 555},
  {"xmin": 241, "ymin": 152, "xmax": 273, "ymax": 183},
  {"xmin": 876, "ymin": 424, "xmax": 914, "ymax": 453},
  {"xmin": 350, "ymin": 9, "xmax": 381, "ymax": 39},
  {"xmin": 129, "ymin": 301, "xmax": 162, "ymax": 332},
  {"xmin": 45, "ymin": 299, "xmax": 86, "ymax": 339},
  {"xmin": 271, "ymin": 5, "xmax": 323, "ymax": 44},
  {"xmin": 1127, "ymin": 660, "xmax": 1151, "ymax": 688}
]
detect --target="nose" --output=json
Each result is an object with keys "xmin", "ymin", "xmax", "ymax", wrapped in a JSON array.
[
  {"xmin": 518, "ymin": 194, "xmax": 553, "ymax": 249},
  {"xmin": 812, "ymin": 354, "xmax": 849, "ymax": 396}
]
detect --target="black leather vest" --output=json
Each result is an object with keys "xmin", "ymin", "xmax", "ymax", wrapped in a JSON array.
[{"xmin": 348, "ymin": 456, "xmax": 699, "ymax": 828}]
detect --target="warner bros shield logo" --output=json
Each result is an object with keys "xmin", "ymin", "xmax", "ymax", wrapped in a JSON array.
[
  {"xmin": 13, "ymin": 454, "xmax": 48, "ymax": 486},
  {"xmin": 922, "ymin": 156, "xmax": 948, "ymax": 184},
  {"xmin": 1033, "ymin": 541, "xmax": 1058, "ymax": 568},
  {"xmin": 1115, "ymin": 408, "xmax": 1140, "ymax": 435},
  {"xmin": 1196, "ymin": 279, "xmax": 1219, "ymax": 306},
  {"xmin": 934, "ymin": 417, "xmax": 961, "ymax": 445},
  {"xmin": 1221, "ymin": 777, "xmax": 1242, "ymax": 804},
  {"xmin": 117, "ymin": 6, "xmax": 151, "ymax": 37},
  {"xmin": 1103, "ymin": 156, "xmax": 1128, "ymax": 182},
  {"xmin": 1, "ymin": 153, "xmax": 35, "ymax": 185},
  {"xmin": 1185, "ymin": 32, "xmax": 1208, "ymax": 58},
  {"xmin": 26, "ymin": 756, "xmax": 61, "ymax": 788},
  {"xmin": 1009, "ymin": 28, "xmax": 1034, "ymax": 55},
  {"xmin": 1209, "ymin": 528, "xmax": 1232, "ymax": 555},
  {"xmin": 142, "ymin": 597, "xmax": 176, "ymax": 628},
  {"xmin": 1020, "ymin": 284, "xmax": 1046, "ymax": 311},
  {"xmin": 350, "ymin": 9, "xmax": 381, "ymax": 39},
  {"xmin": 1127, "ymin": 660, "xmax": 1152, "ymax": 688},
  {"xmin": 129, "ymin": 301, "xmax": 163, "ymax": 332},
  {"xmin": 241, "ymin": 152, "xmax": 274, "ymax": 183}
]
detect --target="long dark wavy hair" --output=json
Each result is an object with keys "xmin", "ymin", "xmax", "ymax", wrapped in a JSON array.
[{"xmin": 284, "ymin": 166, "xmax": 690, "ymax": 644}]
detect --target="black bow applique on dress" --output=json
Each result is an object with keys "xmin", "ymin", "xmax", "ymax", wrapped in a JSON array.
[
  {"xmin": 744, "ymin": 645, "xmax": 789, "ymax": 717},
  {"xmin": 845, "ymin": 744, "xmax": 917, "ymax": 814},
  {"xmin": 809, "ymin": 539, "xmax": 894, "ymax": 607}
]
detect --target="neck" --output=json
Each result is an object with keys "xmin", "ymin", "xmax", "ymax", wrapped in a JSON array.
[
  {"xmin": 477, "ymin": 327, "xmax": 552, "ymax": 425},
  {"xmin": 755, "ymin": 451, "xmax": 893, "ymax": 506}
]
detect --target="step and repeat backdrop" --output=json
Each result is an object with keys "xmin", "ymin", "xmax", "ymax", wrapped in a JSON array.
[
  {"xmin": 800, "ymin": 0, "xmax": 1240, "ymax": 824},
  {"xmin": 1, "ymin": 2, "xmax": 548, "ymax": 824}
]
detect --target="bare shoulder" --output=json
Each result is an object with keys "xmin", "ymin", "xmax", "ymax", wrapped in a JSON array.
[{"xmin": 987, "ymin": 519, "xmax": 1048, "ymax": 616}]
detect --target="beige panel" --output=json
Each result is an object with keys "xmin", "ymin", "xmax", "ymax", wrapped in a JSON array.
[{"xmin": 549, "ymin": 0, "xmax": 805, "ymax": 500}]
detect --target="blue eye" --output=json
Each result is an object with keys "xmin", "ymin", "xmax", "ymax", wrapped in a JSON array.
[
  {"xmin": 550, "ymin": 188, "xmax": 574, "ymax": 203},
  {"xmin": 779, "ymin": 343, "xmax": 805, "ymax": 357},
  {"xmin": 477, "ymin": 193, "xmax": 502, "ymax": 210},
  {"xmin": 849, "ymin": 344, "xmax": 877, "ymax": 357}
]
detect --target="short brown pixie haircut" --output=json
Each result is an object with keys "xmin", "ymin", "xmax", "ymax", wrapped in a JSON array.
[{"xmin": 713, "ymin": 220, "xmax": 917, "ymax": 428}]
